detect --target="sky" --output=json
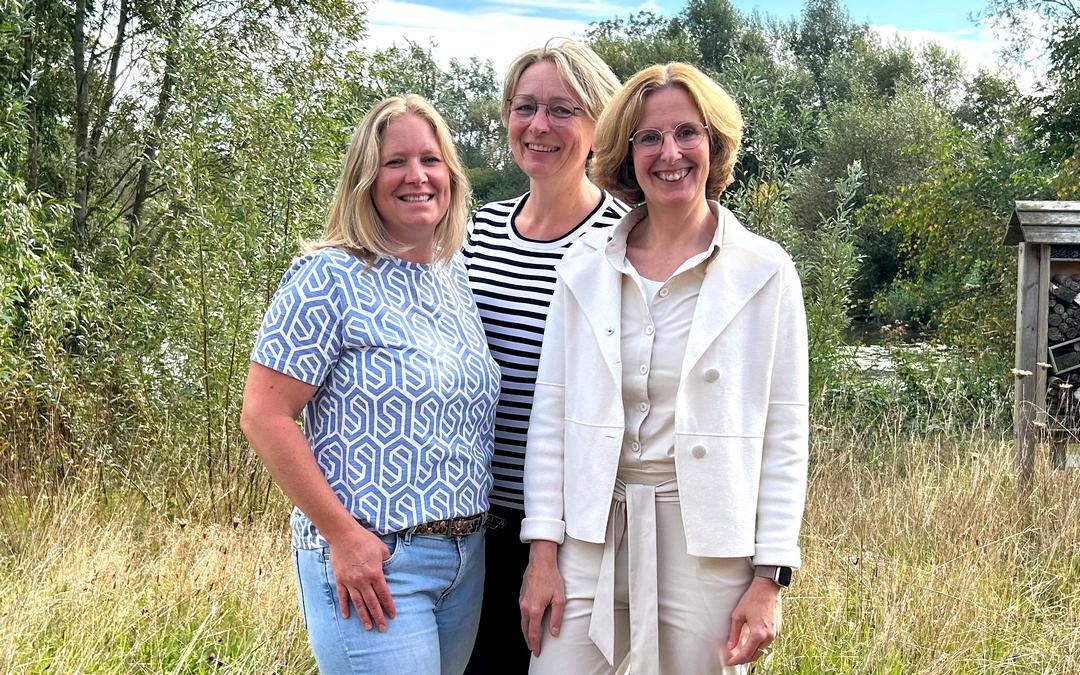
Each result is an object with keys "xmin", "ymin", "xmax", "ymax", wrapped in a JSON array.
[{"xmin": 364, "ymin": 0, "xmax": 1042, "ymax": 91}]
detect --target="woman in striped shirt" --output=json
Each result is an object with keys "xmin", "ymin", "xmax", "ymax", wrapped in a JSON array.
[{"xmin": 462, "ymin": 38, "xmax": 624, "ymax": 674}]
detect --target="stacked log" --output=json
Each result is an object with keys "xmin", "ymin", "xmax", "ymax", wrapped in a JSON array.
[
  {"xmin": 1048, "ymin": 274, "xmax": 1080, "ymax": 345},
  {"xmin": 1047, "ymin": 374, "xmax": 1080, "ymax": 430}
]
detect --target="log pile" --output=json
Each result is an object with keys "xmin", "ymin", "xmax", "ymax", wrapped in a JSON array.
[
  {"xmin": 1048, "ymin": 275, "xmax": 1080, "ymax": 345},
  {"xmin": 1047, "ymin": 374, "xmax": 1080, "ymax": 430}
]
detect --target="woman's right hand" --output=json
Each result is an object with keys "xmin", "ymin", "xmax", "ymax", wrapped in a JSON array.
[
  {"xmin": 519, "ymin": 540, "xmax": 565, "ymax": 656},
  {"xmin": 327, "ymin": 524, "xmax": 397, "ymax": 632}
]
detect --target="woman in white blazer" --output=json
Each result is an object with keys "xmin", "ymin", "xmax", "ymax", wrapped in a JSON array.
[{"xmin": 518, "ymin": 63, "xmax": 809, "ymax": 674}]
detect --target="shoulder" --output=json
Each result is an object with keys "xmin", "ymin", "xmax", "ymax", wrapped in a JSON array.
[
  {"xmin": 567, "ymin": 226, "xmax": 613, "ymax": 260},
  {"xmin": 604, "ymin": 192, "xmax": 632, "ymax": 218},
  {"xmin": 717, "ymin": 204, "xmax": 795, "ymax": 270},
  {"xmin": 472, "ymin": 194, "xmax": 525, "ymax": 224}
]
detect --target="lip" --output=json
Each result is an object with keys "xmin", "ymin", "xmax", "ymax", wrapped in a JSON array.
[
  {"xmin": 653, "ymin": 167, "xmax": 691, "ymax": 182},
  {"xmin": 396, "ymin": 193, "xmax": 435, "ymax": 202},
  {"xmin": 525, "ymin": 142, "xmax": 559, "ymax": 153}
]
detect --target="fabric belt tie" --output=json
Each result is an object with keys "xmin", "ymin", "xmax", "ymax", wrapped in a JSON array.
[{"xmin": 588, "ymin": 478, "xmax": 679, "ymax": 675}]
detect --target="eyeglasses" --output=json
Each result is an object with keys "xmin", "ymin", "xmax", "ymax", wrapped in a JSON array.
[
  {"xmin": 629, "ymin": 122, "xmax": 709, "ymax": 155},
  {"xmin": 507, "ymin": 95, "xmax": 584, "ymax": 124}
]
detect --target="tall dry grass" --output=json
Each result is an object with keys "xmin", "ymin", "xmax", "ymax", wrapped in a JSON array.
[
  {"xmin": 2, "ymin": 420, "xmax": 1079, "ymax": 673},
  {"xmin": 0, "ymin": 493, "xmax": 311, "ymax": 673},
  {"xmin": 777, "ymin": 420, "xmax": 1080, "ymax": 674}
]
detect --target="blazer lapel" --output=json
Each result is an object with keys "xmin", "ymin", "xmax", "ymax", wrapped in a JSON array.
[
  {"xmin": 680, "ymin": 223, "xmax": 780, "ymax": 380},
  {"xmin": 558, "ymin": 244, "xmax": 624, "ymax": 385}
]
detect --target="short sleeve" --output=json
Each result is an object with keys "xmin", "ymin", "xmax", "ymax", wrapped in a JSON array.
[{"xmin": 251, "ymin": 252, "xmax": 344, "ymax": 386}]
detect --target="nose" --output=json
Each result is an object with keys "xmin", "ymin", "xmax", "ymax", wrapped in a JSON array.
[
  {"xmin": 405, "ymin": 158, "xmax": 427, "ymax": 183},
  {"xmin": 527, "ymin": 106, "xmax": 551, "ymax": 133},
  {"xmin": 659, "ymin": 133, "xmax": 682, "ymax": 162}
]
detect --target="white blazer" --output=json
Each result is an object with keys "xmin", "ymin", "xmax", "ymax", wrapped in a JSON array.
[{"xmin": 520, "ymin": 202, "xmax": 809, "ymax": 566}]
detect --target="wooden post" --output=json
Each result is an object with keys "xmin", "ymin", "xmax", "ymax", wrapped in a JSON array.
[{"xmin": 1016, "ymin": 242, "xmax": 1040, "ymax": 482}]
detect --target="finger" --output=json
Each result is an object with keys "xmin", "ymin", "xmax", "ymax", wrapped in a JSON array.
[
  {"xmin": 337, "ymin": 583, "xmax": 351, "ymax": 620},
  {"xmin": 526, "ymin": 609, "xmax": 543, "ymax": 656},
  {"xmin": 549, "ymin": 598, "xmax": 564, "ymax": 638},
  {"xmin": 726, "ymin": 623, "xmax": 755, "ymax": 665},
  {"xmin": 361, "ymin": 586, "xmax": 387, "ymax": 632},
  {"xmin": 347, "ymin": 588, "xmax": 373, "ymax": 630},
  {"xmin": 374, "ymin": 579, "xmax": 396, "ymax": 620},
  {"xmin": 726, "ymin": 614, "xmax": 745, "ymax": 650}
]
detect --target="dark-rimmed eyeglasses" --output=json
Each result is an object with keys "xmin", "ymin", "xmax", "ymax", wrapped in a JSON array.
[
  {"xmin": 507, "ymin": 95, "xmax": 584, "ymax": 124},
  {"xmin": 629, "ymin": 122, "xmax": 709, "ymax": 156}
]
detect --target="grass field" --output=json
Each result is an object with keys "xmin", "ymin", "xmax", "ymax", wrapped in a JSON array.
[{"xmin": 2, "ymin": 421, "xmax": 1079, "ymax": 673}]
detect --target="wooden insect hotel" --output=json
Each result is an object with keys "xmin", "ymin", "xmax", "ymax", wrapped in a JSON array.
[{"xmin": 1005, "ymin": 201, "xmax": 1080, "ymax": 478}]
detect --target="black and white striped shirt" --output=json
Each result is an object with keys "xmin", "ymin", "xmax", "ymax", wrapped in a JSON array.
[{"xmin": 464, "ymin": 191, "xmax": 629, "ymax": 510}]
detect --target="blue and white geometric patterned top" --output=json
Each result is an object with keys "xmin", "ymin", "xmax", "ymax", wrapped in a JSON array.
[{"xmin": 251, "ymin": 247, "xmax": 501, "ymax": 549}]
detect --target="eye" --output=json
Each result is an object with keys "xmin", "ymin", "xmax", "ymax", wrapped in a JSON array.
[
  {"xmin": 384, "ymin": 158, "xmax": 404, "ymax": 167},
  {"xmin": 548, "ymin": 100, "xmax": 576, "ymax": 118},
  {"xmin": 636, "ymin": 130, "xmax": 662, "ymax": 146},
  {"xmin": 511, "ymin": 99, "xmax": 537, "ymax": 116},
  {"xmin": 422, "ymin": 155, "xmax": 442, "ymax": 165},
  {"xmin": 676, "ymin": 124, "xmax": 702, "ymax": 141}
]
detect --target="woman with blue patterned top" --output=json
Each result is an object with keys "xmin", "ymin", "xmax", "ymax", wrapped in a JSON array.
[{"xmin": 241, "ymin": 94, "xmax": 501, "ymax": 674}]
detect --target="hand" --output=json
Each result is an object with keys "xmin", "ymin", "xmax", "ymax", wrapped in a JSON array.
[
  {"xmin": 724, "ymin": 577, "xmax": 782, "ymax": 665},
  {"xmin": 327, "ymin": 524, "xmax": 397, "ymax": 632},
  {"xmin": 519, "ymin": 541, "xmax": 565, "ymax": 656}
]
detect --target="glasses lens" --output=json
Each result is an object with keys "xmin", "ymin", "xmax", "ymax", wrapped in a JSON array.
[
  {"xmin": 547, "ymin": 99, "xmax": 577, "ymax": 119},
  {"xmin": 510, "ymin": 96, "xmax": 537, "ymax": 117},
  {"xmin": 632, "ymin": 129, "xmax": 663, "ymax": 148},
  {"xmin": 674, "ymin": 123, "xmax": 705, "ymax": 149}
]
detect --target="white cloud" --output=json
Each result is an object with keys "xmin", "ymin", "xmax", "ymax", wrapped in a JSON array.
[
  {"xmin": 364, "ymin": 0, "xmax": 658, "ymax": 77},
  {"xmin": 871, "ymin": 14, "xmax": 1050, "ymax": 94}
]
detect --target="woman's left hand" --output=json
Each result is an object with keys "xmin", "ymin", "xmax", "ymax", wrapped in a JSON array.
[{"xmin": 723, "ymin": 576, "xmax": 782, "ymax": 666}]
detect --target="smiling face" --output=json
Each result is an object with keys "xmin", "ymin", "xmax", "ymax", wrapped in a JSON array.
[
  {"xmin": 372, "ymin": 113, "xmax": 451, "ymax": 245},
  {"xmin": 631, "ymin": 86, "xmax": 710, "ymax": 210},
  {"xmin": 507, "ymin": 60, "xmax": 595, "ymax": 182}
]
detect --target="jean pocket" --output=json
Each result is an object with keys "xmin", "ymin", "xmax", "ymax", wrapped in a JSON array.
[{"xmin": 381, "ymin": 533, "xmax": 403, "ymax": 568}]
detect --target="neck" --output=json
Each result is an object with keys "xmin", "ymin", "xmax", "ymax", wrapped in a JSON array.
[
  {"xmin": 391, "ymin": 228, "xmax": 436, "ymax": 265},
  {"xmin": 638, "ymin": 199, "xmax": 715, "ymax": 248},
  {"xmin": 519, "ymin": 173, "xmax": 601, "ymax": 237}
]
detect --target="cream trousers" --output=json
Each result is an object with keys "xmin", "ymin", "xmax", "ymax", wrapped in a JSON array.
[{"xmin": 529, "ymin": 481, "xmax": 753, "ymax": 675}]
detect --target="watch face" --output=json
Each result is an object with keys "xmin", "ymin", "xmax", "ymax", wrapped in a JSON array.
[{"xmin": 776, "ymin": 566, "xmax": 793, "ymax": 586}]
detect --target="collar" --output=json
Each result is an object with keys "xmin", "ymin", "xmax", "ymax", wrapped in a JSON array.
[{"xmin": 602, "ymin": 200, "xmax": 728, "ymax": 275}]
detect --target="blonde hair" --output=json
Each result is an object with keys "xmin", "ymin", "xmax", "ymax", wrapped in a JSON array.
[
  {"xmin": 592, "ymin": 63, "xmax": 743, "ymax": 205},
  {"xmin": 308, "ymin": 95, "xmax": 469, "ymax": 265},
  {"xmin": 500, "ymin": 38, "xmax": 621, "ymax": 125}
]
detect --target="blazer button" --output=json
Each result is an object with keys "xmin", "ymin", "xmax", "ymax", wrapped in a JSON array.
[
  {"xmin": 691, "ymin": 444, "xmax": 708, "ymax": 459},
  {"xmin": 704, "ymin": 368, "xmax": 720, "ymax": 382}
]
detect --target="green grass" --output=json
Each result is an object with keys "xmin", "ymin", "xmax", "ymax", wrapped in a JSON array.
[{"xmin": 3, "ymin": 419, "xmax": 1080, "ymax": 673}]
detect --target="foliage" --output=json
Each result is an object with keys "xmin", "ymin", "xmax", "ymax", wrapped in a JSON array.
[
  {"xmin": 585, "ymin": 11, "xmax": 698, "ymax": 82},
  {"xmin": 1, "ymin": 0, "xmax": 1080, "ymax": 506}
]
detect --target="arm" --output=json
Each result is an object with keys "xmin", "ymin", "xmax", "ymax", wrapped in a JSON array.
[
  {"xmin": 240, "ymin": 363, "xmax": 396, "ymax": 632},
  {"xmin": 519, "ymin": 278, "xmax": 570, "ymax": 655},
  {"xmin": 726, "ymin": 259, "xmax": 809, "ymax": 665}
]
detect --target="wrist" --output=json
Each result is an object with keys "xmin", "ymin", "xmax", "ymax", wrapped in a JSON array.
[
  {"xmin": 528, "ymin": 540, "xmax": 559, "ymax": 566},
  {"xmin": 754, "ymin": 565, "xmax": 793, "ymax": 588}
]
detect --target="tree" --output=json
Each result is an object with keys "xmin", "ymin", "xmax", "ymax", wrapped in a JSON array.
[{"xmin": 585, "ymin": 11, "xmax": 698, "ymax": 82}]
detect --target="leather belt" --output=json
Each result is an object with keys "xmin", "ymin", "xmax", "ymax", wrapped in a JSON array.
[{"xmin": 357, "ymin": 513, "xmax": 487, "ymax": 537}]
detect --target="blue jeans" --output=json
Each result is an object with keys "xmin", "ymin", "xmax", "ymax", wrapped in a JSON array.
[{"xmin": 294, "ymin": 530, "xmax": 485, "ymax": 674}]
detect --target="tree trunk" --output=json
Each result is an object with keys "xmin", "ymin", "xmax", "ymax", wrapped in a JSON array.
[
  {"xmin": 128, "ymin": 0, "xmax": 183, "ymax": 241},
  {"xmin": 72, "ymin": 0, "xmax": 89, "ymax": 244},
  {"xmin": 89, "ymin": 0, "xmax": 129, "ymax": 165},
  {"xmin": 21, "ymin": 3, "xmax": 38, "ymax": 189}
]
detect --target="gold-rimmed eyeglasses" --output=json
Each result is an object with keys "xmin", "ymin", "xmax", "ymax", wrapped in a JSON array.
[{"xmin": 629, "ymin": 121, "xmax": 709, "ymax": 156}]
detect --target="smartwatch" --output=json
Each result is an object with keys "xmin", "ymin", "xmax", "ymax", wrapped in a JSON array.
[{"xmin": 754, "ymin": 565, "xmax": 793, "ymax": 587}]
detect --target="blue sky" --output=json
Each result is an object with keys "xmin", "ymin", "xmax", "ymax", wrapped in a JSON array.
[
  {"xmin": 364, "ymin": 0, "xmax": 1025, "ymax": 87},
  {"xmin": 398, "ymin": 0, "xmax": 989, "ymax": 33}
]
